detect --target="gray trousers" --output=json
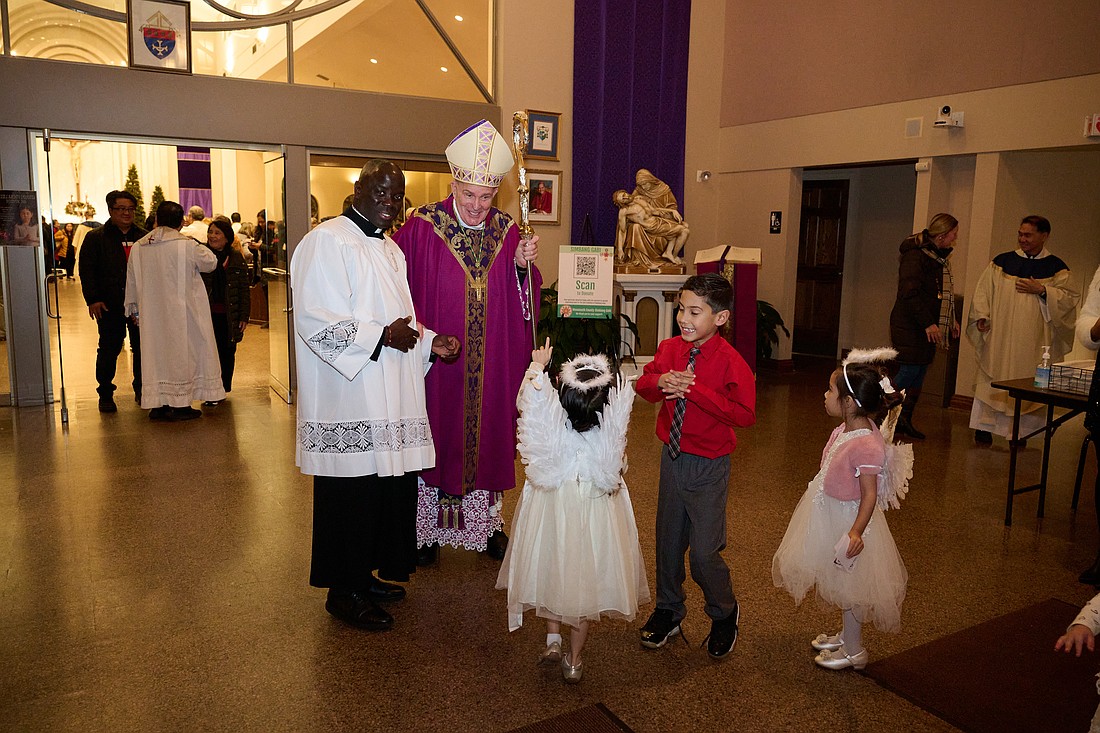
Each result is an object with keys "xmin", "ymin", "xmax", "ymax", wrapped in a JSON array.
[{"xmin": 655, "ymin": 447, "xmax": 737, "ymax": 621}]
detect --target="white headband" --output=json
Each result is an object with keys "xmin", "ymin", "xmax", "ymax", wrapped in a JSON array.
[{"xmin": 840, "ymin": 347, "xmax": 899, "ymax": 407}]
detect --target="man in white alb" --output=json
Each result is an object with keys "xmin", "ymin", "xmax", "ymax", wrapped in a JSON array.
[
  {"xmin": 125, "ymin": 200, "xmax": 225, "ymax": 421},
  {"xmin": 292, "ymin": 159, "xmax": 460, "ymax": 630}
]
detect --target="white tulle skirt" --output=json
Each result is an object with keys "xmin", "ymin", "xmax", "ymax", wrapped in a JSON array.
[
  {"xmin": 496, "ymin": 478, "xmax": 650, "ymax": 632},
  {"xmin": 772, "ymin": 482, "xmax": 908, "ymax": 633}
]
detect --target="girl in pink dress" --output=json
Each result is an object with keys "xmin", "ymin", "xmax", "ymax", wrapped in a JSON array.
[{"xmin": 772, "ymin": 348, "xmax": 913, "ymax": 670}]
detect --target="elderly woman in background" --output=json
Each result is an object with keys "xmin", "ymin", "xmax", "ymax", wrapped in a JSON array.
[
  {"xmin": 201, "ymin": 219, "xmax": 251, "ymax": 404},
  {"xmin": 889, "ymin": 213, "xmax": 960, "ymax": 440}
]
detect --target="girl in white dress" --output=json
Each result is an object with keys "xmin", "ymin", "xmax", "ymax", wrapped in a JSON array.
[
  {"xmin": 772, "ymin": 348, "xmax": 913, "ymax": 670},
  {"xmin": 496, "ymin": 341, "xmax": 650, "ymax": 683}
]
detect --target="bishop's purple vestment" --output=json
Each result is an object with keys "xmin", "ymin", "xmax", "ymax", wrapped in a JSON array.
[{"xmin": 394, "ymin": 197, "xmax": 541, "ymax": 543}]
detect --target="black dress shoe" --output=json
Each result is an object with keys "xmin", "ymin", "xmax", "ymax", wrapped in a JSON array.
[
  {"xmin": 416, "ymin": 544, "xmax": 438, "ymax": 566},
  {"xmin": 170, "ymin": 406, "xmax": 202, "ymax": 421},
  {"xmin": 325, "ymin": 589, "xmax": 394, "ymax": 630},
  {"xmin": 98, "ymin": 396, "xmax": 117, "ymax": 413},
  {"xmin": 368, "ymin": 577, "xmax": 406, "ymax": 603},
  {"xmin": 150, "ymin": 406, "xmax": 172, "ymax": 421},
  {"xmin": 974, "ymin": 430, "xmax": 993, "ymax": 446},
  {"xmin": 485, "ymin": 530, "xmax": 508, "ymax": 561}
]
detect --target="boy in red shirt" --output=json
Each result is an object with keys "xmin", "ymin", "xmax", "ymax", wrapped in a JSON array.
[{"xmin": 636, "ymin": 273, "xmax": 756, "ymax": 659}]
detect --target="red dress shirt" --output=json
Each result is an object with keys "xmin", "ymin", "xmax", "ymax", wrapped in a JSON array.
[{"xmin": 636, "ymin": 335, "xmax": 756, "ymax": 458}]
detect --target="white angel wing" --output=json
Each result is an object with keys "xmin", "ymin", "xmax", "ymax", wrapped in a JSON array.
[
  {"xmin": 587, "ymin": 376, "xmax": 636, "ymax": 494},
  {"xmin": 880, "ymin": 402, "xmax": 903, "ymax": 444},
  {"xmin": 876, "ymin": 440, "xmax": 914, "ymax": 511},
  {"xmin": 516, "ymin": 371, "xmax": 570, "ymax": 490}
]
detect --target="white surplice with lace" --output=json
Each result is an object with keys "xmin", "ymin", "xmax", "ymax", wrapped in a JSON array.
[{"xmin": 291, "ymin": 216, "xmax": 437, "ymax": 478}]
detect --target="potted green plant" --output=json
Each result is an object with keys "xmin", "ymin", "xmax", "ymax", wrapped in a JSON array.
[
  {"xmin": 537, "ymin": 281, "xmax": 638, "ymax": 375},
  {"xmin": 756, "ymin": 299, "xmax": 790, "ymax": 365}
]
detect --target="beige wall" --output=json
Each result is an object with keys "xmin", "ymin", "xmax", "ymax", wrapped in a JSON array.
[
  {"xmin": 495, "ymin": 1, "xmax": 574, "ymax": 288},
  {"xmin": 309, "ymin": 167, "xmax": 358, "ymax": 220},
  {"xmin": 840, "ymin": 166, "xmax": 917, "ymax": 353},
  {"xmin": 687, "ymin": 0, "xmax": 1100, "ymax": 384},
  {"xmin": 722, "ymin": 0, "xmax": 1100, "ymax": 126},
  {"xmin": 235, "ymin": 151, "xmax": 267, "ymax": 227}
]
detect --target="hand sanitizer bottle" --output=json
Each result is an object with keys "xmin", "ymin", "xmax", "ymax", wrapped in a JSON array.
[{"xmin": 1034, "ymin": 345, "xmax": 1051, "ymax": 389}]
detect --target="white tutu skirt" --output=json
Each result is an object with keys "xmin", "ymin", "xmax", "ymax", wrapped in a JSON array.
[
  {"xmin": 496, "ymin": 479, "xmax": 650, "ymax": 631},
  {"xmin": 772, "ymin": 484, "xmax": 907, "ymax": 632}
]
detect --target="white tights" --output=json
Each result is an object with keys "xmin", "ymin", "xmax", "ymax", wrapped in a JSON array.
[{"xmin": 842, "ymin": 609, "xmax": 864, "ymax": 654}]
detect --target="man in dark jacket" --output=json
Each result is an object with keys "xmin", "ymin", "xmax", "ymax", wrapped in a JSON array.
[
  {"xmin": 889, "ymin": 213, "xmax": 959, "ymax": 439},
  {"xmin": 79, "ymin": 190, "xmax": 148, "ymax": 412}
]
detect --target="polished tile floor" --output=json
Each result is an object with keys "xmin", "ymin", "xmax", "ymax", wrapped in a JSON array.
[{"xmin": 2, "ymin": 280, "xmax": 1097, "ymax": 732}]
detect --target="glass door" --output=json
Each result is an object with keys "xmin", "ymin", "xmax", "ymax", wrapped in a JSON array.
[{"xmin": 263, "ymin": 152, "xmax": 292, "ymax": 403}]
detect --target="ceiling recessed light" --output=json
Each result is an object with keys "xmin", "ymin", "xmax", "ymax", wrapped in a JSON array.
[
  {"xmin": 454, "ymin": 15, "xmax": 463, "ymax": 21},
  {"xmin": 440, "ymin": 66, "xmax": 448, "ymax": 72},
  {"xmin": 370, "ymin": 58, "xmax": 378, "ymax": 64}
]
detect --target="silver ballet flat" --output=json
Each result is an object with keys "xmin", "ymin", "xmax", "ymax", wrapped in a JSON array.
[
  {"xmin": 537, "ymin": 641, "xmax": 561, "ymax": 666},
  {"xmin": 814, "ymin": 646, "xmax": 869, "ymax": 670},
  {"xmin": 811, "ymin": 632, "xmax": 844, "ymax": 652},
  {"xmin": 561, "ymin": 652, "xmax": 583, "ymax": 683}
]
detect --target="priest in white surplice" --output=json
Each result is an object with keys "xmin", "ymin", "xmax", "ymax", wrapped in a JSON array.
[
  {"xmin": 292, "ymin": 160, "xmax": 460, "ymax": 631},
  {"xmin": 966, "ymin": 215, "xmax": 1079, "ymax": 444},
  {"xmin": 125, "ymin": 201, "xmax": 225, "ymax": 421}
]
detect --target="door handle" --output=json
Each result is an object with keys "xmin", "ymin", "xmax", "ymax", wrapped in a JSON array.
[{"xmin": 44, "ymin": 275, "xmax": 61, "ymax": 320}]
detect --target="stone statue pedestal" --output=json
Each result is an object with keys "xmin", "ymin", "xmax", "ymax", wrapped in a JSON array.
[
  {"xmin": 615, "ymin": 272, "xmax": 689, "ymax": 376},
  {"xmin": 614, "ymin": 262, "xmax": 686, "ymax": 275}
]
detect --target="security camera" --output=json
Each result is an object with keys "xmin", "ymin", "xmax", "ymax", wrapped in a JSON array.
[{"xmin": 933, "ymin": 105, "xmax": 964, "ymax": 128}]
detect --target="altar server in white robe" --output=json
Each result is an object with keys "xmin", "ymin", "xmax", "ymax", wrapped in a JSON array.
[
  {"xmin": 125, "ymin": 201, "xmax": 225, "ymax": 421},
  {"xmin": 292, "ymin": 159, "xmax": 460, "ymax": 631},
  {"xmin": 966, "ymin": 215, "xmax": 1079, "ymax": 444}
]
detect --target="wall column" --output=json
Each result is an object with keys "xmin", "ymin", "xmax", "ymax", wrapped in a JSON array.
[{"xmin": 0, "ymin": 126, "xmax": 51, "ymax": 406}]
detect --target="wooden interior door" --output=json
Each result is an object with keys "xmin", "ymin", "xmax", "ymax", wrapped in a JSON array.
[{"xmin": 794, "ymin": 180, "xmax": 849, "ymax": 357}]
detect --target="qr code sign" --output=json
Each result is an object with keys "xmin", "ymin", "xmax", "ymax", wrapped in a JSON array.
[{"xmin": 575, "ymin": 256, "xmax": 597, "ymax": 277}]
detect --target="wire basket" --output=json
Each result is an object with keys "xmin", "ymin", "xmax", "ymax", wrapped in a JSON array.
[{"xmin": 1049, "ymin": 361, "xmax": 1094, "ymax": 396}]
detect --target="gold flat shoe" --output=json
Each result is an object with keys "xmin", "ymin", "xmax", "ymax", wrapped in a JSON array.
[
  {"xmin": 537, "ymin": 641, "xmax": 561, "ymax": 666},
  {"xmin": 561, "ymin": 652, "xmax": 583, "ymax": 683}
]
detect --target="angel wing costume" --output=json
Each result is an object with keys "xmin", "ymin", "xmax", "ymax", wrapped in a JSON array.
[{"xmin": 496, "ymin": 365, "xmax": 650, "ymax": 631}]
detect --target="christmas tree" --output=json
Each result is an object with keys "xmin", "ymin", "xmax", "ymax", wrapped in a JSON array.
[
  {"xmin": 150, "ymin": 185, "xmax": 165, "ymax": 223},
  {"xmin": 124, "ymin": 165, "xmax": 146, "ymax": 224}
]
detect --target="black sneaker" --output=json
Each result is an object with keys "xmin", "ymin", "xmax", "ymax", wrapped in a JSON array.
[
  {"xmin": 705, "ymin": 606, "xmax": 740, "ymax": 660},
  {"xmin": 640, "ymin": 608, "xmax": 681, "ymax": 649},
  {"xmin": 974, "ymin": 430, "xmax": 993, "ymax": 446},
  {"xmin": 98, "ymin": 396, "xmax": 117, "ymax": 413}
]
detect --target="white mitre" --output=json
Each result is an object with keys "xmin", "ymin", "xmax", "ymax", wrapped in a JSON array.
[{"xmin": 445, "ymin": 119, "xmax": 514, "ymax": 188}]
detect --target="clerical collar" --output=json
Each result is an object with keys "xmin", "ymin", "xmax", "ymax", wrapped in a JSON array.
[
  {"xmin": 343, "ymin": 206, "xmax": 385, "ymax": 238},
  {"xmin": 453, "ymin": 203, "xmax": 486, "ymax": 231}
]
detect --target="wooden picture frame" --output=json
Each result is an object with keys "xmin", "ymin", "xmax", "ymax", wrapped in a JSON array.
[
  {"xmin": 528, "ymin": 170, "xmax": 561, "ymax": 226},
  {"xmin": 128, "ymin": 0, "xmax": 192, "ymax": 74},
  {"xmin": 526, "ymin": 110, "xmax": 561, "ymax": 161}
]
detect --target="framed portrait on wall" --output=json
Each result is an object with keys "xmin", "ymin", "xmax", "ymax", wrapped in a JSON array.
[
  {"xmin": 128, "ymin": 0, "xmax": 192, "ymax": 74},
  {"xmin": 528, "ymin": 170, "xmax": 561, "ymax": 225},
  {"xmin": 526, "ymin": 111, "xmax": 561, "ymax": 161}
]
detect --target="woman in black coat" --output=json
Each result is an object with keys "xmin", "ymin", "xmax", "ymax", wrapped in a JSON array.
[
  {"xmin": 889, "ymin": 213, "xmax": 959, "ymax": 439},
  {"xmin": 201, "ymin": 219, "xmax": 251, "ymax": 402}
]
